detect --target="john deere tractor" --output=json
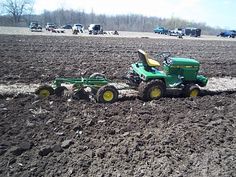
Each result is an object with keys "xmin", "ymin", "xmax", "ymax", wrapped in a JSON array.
[{"xmin": 125, "ymin": 49, "xmax": 208, "ymax": 101}]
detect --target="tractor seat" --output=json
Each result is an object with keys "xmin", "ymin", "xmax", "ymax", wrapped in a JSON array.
[{"xmin": 138, "ymin": 49, "xmax": 160, "ymax": 67}]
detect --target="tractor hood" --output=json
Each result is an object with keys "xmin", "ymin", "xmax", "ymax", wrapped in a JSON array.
[
  {"xmin": 170, "ymin": 57, "xmax": 200, "ymax": 67},
  {"xmin": 164, "ymin": 57, "xmax": 201, "ymax": 82}
]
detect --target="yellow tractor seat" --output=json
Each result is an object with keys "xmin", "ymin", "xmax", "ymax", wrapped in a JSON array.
[
  {"xmin": 138, "ymin": 49, "xmax": 160, "ymax": 67},
  {"xmin": 146, "ymin": 58, "xmax": 160, "ymax": 67}
]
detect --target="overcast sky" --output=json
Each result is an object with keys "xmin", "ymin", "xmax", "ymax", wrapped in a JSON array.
[{"xmin": 33, "ymin": 0, "xmax": 236, "ymax": 29}]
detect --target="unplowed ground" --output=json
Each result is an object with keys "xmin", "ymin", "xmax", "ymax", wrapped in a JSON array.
[{"xmin": 0, "ymin": 34, "xmax": 236, "ymax": 177}]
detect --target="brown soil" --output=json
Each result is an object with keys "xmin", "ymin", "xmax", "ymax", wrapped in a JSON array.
[{"xmin": 0, "ymin": 34, "xmax": 236, "ymax": 177}]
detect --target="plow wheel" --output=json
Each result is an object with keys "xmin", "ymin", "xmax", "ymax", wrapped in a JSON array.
[
  {"xmin": 35, "ymin": 85, "xmax": 54, "ymax": 98},
  {"xmin": 96, "ymin": 85, "xmax": 118, "ymax": 103},
  {"xmin": 183, "ymin": 84, "xmax": 200, "ymax": 97},
  {"xmin": 138, "ymin": 80, "xmax": 166, "ymax": 101}
]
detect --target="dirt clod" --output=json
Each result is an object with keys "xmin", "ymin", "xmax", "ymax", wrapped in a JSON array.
[
  {"xmin": 38, "ymin": 146, "xmax": 53, "ymax": 156},
  {"xmin": 52, "ymin": 144, "xmax": 63, "ymax": 152},
  {"xmin": 61, "ymin": 140, "xmax": 74, "ymax": 149}
]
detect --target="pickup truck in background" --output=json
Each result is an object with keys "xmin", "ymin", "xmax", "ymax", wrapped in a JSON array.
[
  {"xmin": 29, "ymin": 22, "xmax": 42, "ymax": 32},
  {"xmin": 217, "ymin": 30, "xmax": 236, "ymax": 38},
  {"xmin": 153, "ymin": 27, "xmax": 169, "ymax": 34}
]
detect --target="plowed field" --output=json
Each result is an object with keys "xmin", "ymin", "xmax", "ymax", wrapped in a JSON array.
[{"xmin": 0, "ymin": 34, "xmax": 236, "ymax": 177}]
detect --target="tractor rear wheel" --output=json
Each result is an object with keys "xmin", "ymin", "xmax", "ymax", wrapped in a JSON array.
[
  {"xmin": 183, "ymin": 84, "xmax": 200, "ymax": 97},
  {"xmin": 35, "ymin": 85, "xmax": 54, "ymax": 98},
  {"xmin": 138, "ymin": 80, "xmax": 166, "ymax": 101},
  {"xmin": 96, "ymin": 85, "xmax": 118, "ymax": 103}
]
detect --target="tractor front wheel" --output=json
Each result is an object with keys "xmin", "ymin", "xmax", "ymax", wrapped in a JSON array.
[
  {"xmin": 183, "ymin": 84, "xmax": 200, "ymax": 97},
  {"xmin": 35, "ymin": 85, "xmax": 54, "ymax": 98},
  {"xmin": 138, "ymin": 80, "xmax": 166, "ymax": 101},
  {"xmin": 96, "ymin": 85, "xmax": 118, "ymax": 103}
]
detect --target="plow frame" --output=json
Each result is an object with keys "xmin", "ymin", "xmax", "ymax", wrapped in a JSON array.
[{"xmin": 53, "ymin": 77, "xmax": 109, "ymax": 91}]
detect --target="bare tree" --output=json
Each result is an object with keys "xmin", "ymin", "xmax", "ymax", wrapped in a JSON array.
[{"xmin": 1, "ymin": 0, "xmax": 34, "ymax": 25}]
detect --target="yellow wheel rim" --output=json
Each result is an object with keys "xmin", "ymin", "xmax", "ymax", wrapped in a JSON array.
[
  {"xmin": 150, "ymin": 88, "xmax": 161, "ymax": 98},
  {"xmin": 190, "ymin": 89, "xmax": 199, "ymax": 97},
  {"xmin": 39, "ymin": 89, "xmax": 50, "ymax": 97},
  {"xmin": 103, "ymin": 91, "xmax": 114, "ymax": 102}
]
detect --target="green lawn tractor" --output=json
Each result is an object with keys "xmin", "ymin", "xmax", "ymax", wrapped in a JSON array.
[{"xmin": 125, "ymin": 49, "xmax": 208, "ymax": 101}]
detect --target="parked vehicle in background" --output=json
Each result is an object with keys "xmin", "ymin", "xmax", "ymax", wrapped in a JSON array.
[
  {"xmin": 153, "ymin": 27, "xmax": 168, "ymax": 34},
  {"xmin": 168, "ymin": 28, "xmax": 183, "ymax": 36},
  {"xmin": 29, "ymin": 22, "xmax": 42, "ymax": 32},
  {"xmin": 88, "ymin": 24, "xmax": 103, "ymax": 35},
  {"xmin": 45, "ymin": 23, "xmax": 65, "ymax": 33},
  {"xmin": 72, "ymin": 24, "xmax": 84, "ymax": 34},
  {"xmin": 183, "ymin": 28, "xmax": 201, "ymax": 37},
  {"xmin": 217, "ymin": 30, "xmax": 236, "ymax": 38},
  {"xmin": 46, "ymin": 23, "xmax": 57, "ymax": 31},
  {"xmin": 62, "ymin": 24, "xmax": 72, "ymax": 29}
]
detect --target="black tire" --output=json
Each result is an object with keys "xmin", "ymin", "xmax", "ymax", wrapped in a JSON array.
[
  {"xmin": 89, "ymin": 73, "xmax": 106, "ymax": 79},
  {"xmin": 138, "ymin": 80, "xmax": 166, "ymax": 101},
  {"xmin": 35, "ymin": 85, "xmax": 54, "ymax": 97},
  {"xmin": 96, "ymin": 85, "xmax": 118, "ymax": 103},
  {"xmin": 183, "ymin": 84, "xmax": 200, "ymax": 97},
  {"xmin": 54, "ymin": 86, "xmax": 68, "ymax": 97}
]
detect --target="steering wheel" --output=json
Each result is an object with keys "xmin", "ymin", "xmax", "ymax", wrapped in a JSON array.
[{"xmin": 156, "ymin": 52, "xmax": 171, "ymax": 64}]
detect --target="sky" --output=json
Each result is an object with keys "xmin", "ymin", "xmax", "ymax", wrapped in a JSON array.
[{"xmin": 33, "ymin": 0, "xmax": 236, "ymax": 29}]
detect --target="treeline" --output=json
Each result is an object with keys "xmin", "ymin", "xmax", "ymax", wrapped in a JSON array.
[{"xmin": 0, "ymin": 8, "xmax": 222, "ymax": 35}]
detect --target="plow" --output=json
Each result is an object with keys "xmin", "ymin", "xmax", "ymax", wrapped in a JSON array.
[
  {"xmin": 35, "ymin": 74, "xmax": 122, "ymax": 103},
  {"xmin": 35, "ymin": 49, "xmax": 208, "ymax": 103}
]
